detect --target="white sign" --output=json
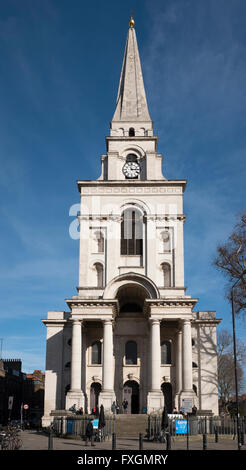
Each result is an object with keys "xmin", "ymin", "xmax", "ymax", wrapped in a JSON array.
[
  {"xmin": 182, "ymin": 398, "xmax": 193, "ymax": 413},
  {"xmin": 23, "ymin": 404, "xmax": 29, "ymax": 410}
]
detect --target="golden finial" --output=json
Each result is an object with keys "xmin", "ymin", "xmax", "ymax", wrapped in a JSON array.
[{"xmin": 129, "ymin": 14, "xmax": 135, "ymax": 29}]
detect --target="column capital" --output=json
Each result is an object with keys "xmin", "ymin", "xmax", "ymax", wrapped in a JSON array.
[
  {"xmin": 149, "ymin": 318, "xmax": 160, "ymax": 325},
  {"xmin": 71, "ymin": 318, "xmax": 83, "ymax": 325}
]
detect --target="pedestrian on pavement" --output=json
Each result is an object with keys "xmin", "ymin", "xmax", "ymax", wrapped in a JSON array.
[{"xmin": 85, "ymin": 419, "xmax": 95, "ymax": 446}]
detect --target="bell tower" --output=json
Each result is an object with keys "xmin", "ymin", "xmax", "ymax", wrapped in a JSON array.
[{"xmin": 100, "ymin": 17, "xmax": 165, "ymax": 182}]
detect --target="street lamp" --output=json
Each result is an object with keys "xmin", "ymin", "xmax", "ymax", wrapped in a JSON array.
[{"xmin": 231, "ymin": 269, "xmax": 246, "ymax": 451}]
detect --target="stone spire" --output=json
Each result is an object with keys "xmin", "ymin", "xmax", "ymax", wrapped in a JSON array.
[{"xmin": 112, "ymin": 17, "xmax": 151, "ymax": 123}]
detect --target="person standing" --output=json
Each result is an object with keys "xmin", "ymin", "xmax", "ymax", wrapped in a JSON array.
[
  {"xmin": 85, "ymin": 419, "xmax": 95, "ymax": 446},
  {"xmin": 122, "ymin": 400, "xmax": 128, "ymax": 414}
]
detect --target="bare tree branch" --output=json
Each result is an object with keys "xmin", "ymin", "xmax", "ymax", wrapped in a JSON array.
[{"xmin": 213, "ymin": 213, "xmax": 246, "ymax": 317}]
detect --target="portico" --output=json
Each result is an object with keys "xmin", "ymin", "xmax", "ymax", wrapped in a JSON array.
[{"xmin": 64, "ymin": 276, "xmax": 199, "ymax": 415}]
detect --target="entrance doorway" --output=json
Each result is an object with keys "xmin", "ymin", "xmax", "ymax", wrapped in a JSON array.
[
  {"xmin": 90, "ymin": 382, "xmax": 101, "ymax": 412},
  {"xmin": 161, "ymin": 383, "xmax": 172, "ymax": 413},
  {"xmin": 123, "ymin": 380, "xmax": 139, "ymax": 414}
]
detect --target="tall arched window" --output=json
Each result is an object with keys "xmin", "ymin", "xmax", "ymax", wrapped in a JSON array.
[
  {"xmin": 129, "ymin": 127, "xmax": 135, "ymax": 136},
  {"xmin": 94, "ymin": 263, "xmax": 104, "ymax": 288},
  {"xmin": 160, "ymin": 231, "xmax": 171, "ymax": 252},
  {"xmin": 95, "ymin": 231, "xmax": 104, "ymax": 253},
  {"xmin": 161, "ymin": 263, "xmax": 171, "ymax": 287},
  {"xmin": 91, "ymin": 341, "xmax": 102, "ymax": 364},
  {"xmin": 161, "ymin": 341, "xmax": 171, "ymax": 364},
  {"xmin": 125, "ymin": 341, "xmax": 137, "ymax": 365},
  {"xmin": 121, "ymin": 208, "xmax": 143, "ymax": 255}
]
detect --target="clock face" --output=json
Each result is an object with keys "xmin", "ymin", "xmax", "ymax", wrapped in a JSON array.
[{"xmin": 123, "ymin": 161, "xmax": 140, "ymax": 179}]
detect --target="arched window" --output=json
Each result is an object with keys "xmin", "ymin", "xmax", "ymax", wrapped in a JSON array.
[
  {"xmin": 129, "ymin": 127, "xmax": 135, "ymax": 136},
  {"xmin": 91, "ymin": 341, "xmax": 102, "ymax": 364},
  {"xmin": 160, "ymin": 231, "xmax": 171, "ymax": 252},
  {"xmin": 126, "ymin": 153, "xmax": 138, "ymax": 163},
  {"xmin": 94, "ymin": 263, "xmax": 104, "ymax": 288},
  {"xmin": 125, "ymin": 341, "xmax": 137, "ymax": 365},
  {"xmin": 161, "ymin": 341, "xmax": 171, "ymax": 364},
  {"xmin": 95, "ymin": 231, "xmax": 104, "ymax": 253},
  {"xmin": 161, "ymin": 263, "xmax": 171, "ymax": 287},
  {"xmin": 121, "ymin": 208, "xmax": 143, "ymax": 255}
]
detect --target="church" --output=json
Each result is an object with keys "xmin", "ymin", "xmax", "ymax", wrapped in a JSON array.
[{"xmin": 42, "ymin": 17, "xmax": 220, "ymax": 426}]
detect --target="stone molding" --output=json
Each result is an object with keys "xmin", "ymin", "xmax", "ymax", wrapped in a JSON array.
[{"xmin": 79, "ymin": 185, "xmax": 184, "ymax": 195}]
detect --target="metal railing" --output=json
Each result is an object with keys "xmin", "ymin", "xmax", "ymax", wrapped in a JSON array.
[
  {"xmin": 52, "ymin": 415, "xmax": 116, "ymax": 440},
  {"xmin": 147, "ymin": 415, "xmax": 245, "ymax": 439}
]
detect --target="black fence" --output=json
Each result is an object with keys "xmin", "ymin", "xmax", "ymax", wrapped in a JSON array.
[
  {"xmin": 52, "ymin": 415, "xmax": 116, "ymax": 440},
  {"xmin": 147, "ymin": 415, "xmax": 246, "ymax": 439}
]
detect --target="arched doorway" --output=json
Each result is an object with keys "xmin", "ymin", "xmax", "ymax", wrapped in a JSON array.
[
  {"xmin": 90, "ymin": 382, "xmax": 101, "ymax": 412},
  {"xmin": 161, "ymin": 383, "xmax": 172, "ymax": 413},
  {"xmin": 123, "ymin": 380, "xmax": 139, "ymax": 414}
]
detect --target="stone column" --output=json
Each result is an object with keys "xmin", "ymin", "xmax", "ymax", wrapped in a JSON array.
[
  {"xmin": 182, "ymin": 319, "xmax": 193, "ymax": 391},
  {"xmin": 179, "ymin": 318, "xmax": 195, "ymax": 408},
  {"xmin": 71, "ymin": 320, "xmax": 82, "ymax": 391},
  {"xmin": 176, "ymin": 328, "xmax": 182, "ymax": 393},
  {"xmin": 99, "ymin": 319, "xmax": 116, "ymax": 411},
  {"xmin": 147, "ymin": 319, "xmax": 164, "ymax": 412},
  {"xmin": 150, "ymin": 320, "xmax": 161, "ymax": 391},
  {"xmin": 102, "ymin": 319, "xmax": 114, "ymax": 391},
  {"xmin": 65, "ymin": 319, "xmax": 84, "ymax": 410}
]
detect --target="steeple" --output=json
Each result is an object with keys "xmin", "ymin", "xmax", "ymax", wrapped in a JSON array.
[{"xmin": 111, "ymin": 17, "xmax": 151, "ymax": 125}]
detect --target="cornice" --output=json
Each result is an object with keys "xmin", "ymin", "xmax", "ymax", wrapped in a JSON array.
[
  {"xmin": 65, "ymin": 298, "xmax": 119, "ymax": 309},
  {"xmin": 77, "ymin": 179, "xmax": 187, "ymax": 194},
  {"xmin": 144, "ymin": 298, "xmax": 198, "ymax": 309}
]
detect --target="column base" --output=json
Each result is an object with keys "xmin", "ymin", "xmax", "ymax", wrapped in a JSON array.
[
  {"xmin": 65, "ymin": 390, "xmax": 85, "ymax": 411},
  {"xmin": 147, "ymin": 391, "xmax": 164, "ymax": 413},
  {"xmin": 42, "ymin": 415, "xmax": 53, "ymax": 428},
  {"xmin": 179, "ymin": 390, "xmax": 196, "ymax": 411},
  {"xmin": 99, "ymin": 390, "xmax": 116, "ymax": 413}
]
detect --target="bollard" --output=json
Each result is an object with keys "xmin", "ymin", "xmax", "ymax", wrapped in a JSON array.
[
  {"xmin": 203, "ymin": 433, "xmax": 207, "ymax": 450},
  {"xmin": 215, "ymin": 428, "xmax": 218, "ymax": 443},
  {"xmin": 112, "ymin": 432, "xmax": 116, "ymax": 450},
  {"xmin": 166, "ymin": 433, "xmax": 171, "ymax": 450},
  {"xmin": 48, "ymin": 428, "xmax": 53, "ymax": 450},
  {"xmin": 139, "ymin": 433, "xmax": 143, "ymax": 450}
]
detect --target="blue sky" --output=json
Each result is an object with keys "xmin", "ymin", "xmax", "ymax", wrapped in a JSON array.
[{"xmin": 0, "ymin": 0, "xmax": 246, "ymax": 377}]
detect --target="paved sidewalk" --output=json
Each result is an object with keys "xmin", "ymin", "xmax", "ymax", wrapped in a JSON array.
[{"xmin": 19, "ymin": 430, "xmax": 244, "ymax": 451}]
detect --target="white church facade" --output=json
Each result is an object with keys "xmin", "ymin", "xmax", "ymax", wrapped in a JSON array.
[{"xmin": 42, "ymin": 18, "xmax": 220, "ymax": 426}]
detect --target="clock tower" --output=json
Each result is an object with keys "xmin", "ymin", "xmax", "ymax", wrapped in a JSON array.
[
  {"xmin": 42, "ymin": 17, "xmax": 220, "ymax": 425},
  {"xmin": 100, "ymin": 17, "xmax": 164, "ymax": 183}
]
